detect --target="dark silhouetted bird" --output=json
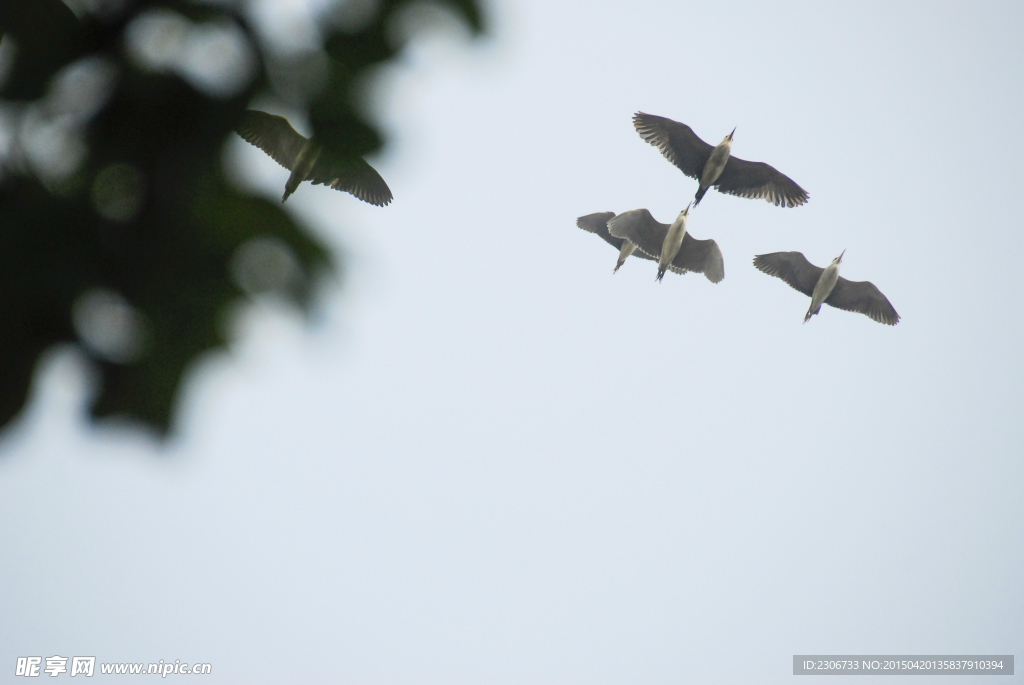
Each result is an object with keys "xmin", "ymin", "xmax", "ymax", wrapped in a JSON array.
[
  {"xmin": 606, "ymin": 207, "xmax": 724, "ymax": 283},
  {"xmin": 753, "ymin": 251, "xmax": 899, "ymax": 325},
  {"xmin": 236, "ymin": 110, "xmax": 393, "ymax": 206},
  {"xmin": 633, "ymin": 112, "xmax": 808, "ymax": 208}
]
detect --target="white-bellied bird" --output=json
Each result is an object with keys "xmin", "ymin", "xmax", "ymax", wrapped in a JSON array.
[
  {"xmin": 633, "ymin": 112, "xmax": 808, "ymax": 208},
  {"xmin": 753, "ymin": 251, "xmax": 899, "ymax": 325},
  {"xmin": 606, "ymin": 207, "xmax": 724, "ymax": 283},
  {"xmin": 236, "ymin": 110, "xmax": 393, "ymax": 206},
  {"xmin": 577, "ymin": 212, "xmax": 660, "ymax": 273}
]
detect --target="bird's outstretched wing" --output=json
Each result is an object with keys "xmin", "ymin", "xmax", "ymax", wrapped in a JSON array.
[
  {"xmin": 673, "ymin": 234, "xmax": 724, "ymax": 283},
  {"xmin": 753, "ymin": 252, "xmax": 822, "ymax": 296},
  {"xmin": 607, "ymin": 209, "xmax": 666, "ymax": 258},
  {"xmin": 576, "ymin": 212, "xmax": 621, "ymax": 248},
  {"xmin": 606, "ymin": 209, "xmax": 683, "ymax": 274},
  {"xmin": 633, "ymin": 113, "xmax": 713, "ymax": 180},
  {"xmin": 310, "ymin": 156, "xmax": 393, "ymax": 207},
  {"xmin": 716, "ymin": 157, "xmax": 809, "ymax": 207},
  {"xmin": 826, "ymin": 278, "xmax": 900, "ymax": 325},
  {"xmin": 577, "ymin": 212, "xmax": 659, "ymax": 264},
  {"xmin": 236, "ymin": 110, "xmax": 307, "ymax": 170}
]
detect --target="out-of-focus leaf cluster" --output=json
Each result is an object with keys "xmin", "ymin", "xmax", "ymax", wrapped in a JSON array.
[{"xmin": 0, "ymin": 0, "xmax": 482, "ymax": 437}]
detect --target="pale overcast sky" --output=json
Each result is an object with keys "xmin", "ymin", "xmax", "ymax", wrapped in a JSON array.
[{"xmin": 2, "ymin": 1, "xmax": 1023, "ymax": 683}]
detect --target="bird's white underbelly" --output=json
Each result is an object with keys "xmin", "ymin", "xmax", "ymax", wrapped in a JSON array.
[
  {"xmin": 701, "ymin": 146, "xmax": 730, "ymax": 187},
  {"xmin": 811, "ymin": 265, "xmax": 840, "ymax": 308},
  {"xmin": 660, "ymin": 223, "xmax": 686, "ymax": 269}
]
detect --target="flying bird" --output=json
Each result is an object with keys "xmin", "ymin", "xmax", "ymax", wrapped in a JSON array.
[
  {"xmin": 633, "ymin": 112, "xmax": 808, "ymax": 208},
  {"xmin": 606, "ymin": 207, "xmax": 724, "ymax": 283},
  {"xmin": 577, "ymin": 211, "xmax": 662, "ymax": 273},
  {"xmin": 753, "ymin": 251, "xmax": 899, "ymax": 325},
  {"xmin": 236, "ymin": 110, "xmax": 393, "ymax": 206}
]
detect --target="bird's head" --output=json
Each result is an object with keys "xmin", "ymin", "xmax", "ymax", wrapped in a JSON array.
[
  {"xmin": 834, "ymin": 250, "xmax": 845, "ymax": 264},
  {"xmin": 723, "ymin": 127, "xmax": 736, "ymax": 145},
  {"xmin": 679, "ymin": 203, "xmax": 691, "ymax": 220}
]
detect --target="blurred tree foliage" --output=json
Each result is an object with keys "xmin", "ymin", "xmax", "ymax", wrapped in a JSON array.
[{"xmin": 0, "ymin": 0, "xmax": 482, "ymax": 437}]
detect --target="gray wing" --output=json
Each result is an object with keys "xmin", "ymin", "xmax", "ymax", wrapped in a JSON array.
[
  {"xmin": 576, "ymin": 212, "xmax": 622, "ymax": 249},
  {"xmin": 752, "ymin": 252, "xmax": 822, "ymax": 296},
  {"xmin": 576, "ymin": 212, "xmax": 658, "ymax": 265},
  {"xmin": 236, "ymin": 110, "xmax": 306, "ymax": 170},
  {"xmin": 310, "ymin": 156, "xmax": 393, "ymax": 206},
  {"xmin": 633, "ymin": 112, "xmax": 713, "ymax": 180},
  {"xmin": 607, "ymin": 209, "xmax": 684, "ymax": 274},
  {"xmin": 607, "ymin": 209, "xmax": 667, "ymax": 259},
  {"xmin": 673, "ymin": 234, "xmax": 724, "ymax": 283},
  {"xmin": 826, "ymin": 278, "xmax": 900, "ymax": 325},
  {"xmin": 715, "ymin": 156, "xmax": 809, "ymax": 207}
]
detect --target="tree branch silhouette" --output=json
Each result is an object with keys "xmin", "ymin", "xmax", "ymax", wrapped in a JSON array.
[{"xmin": 0, "ymin": 0, "xmax": 483, "ymax": 437}]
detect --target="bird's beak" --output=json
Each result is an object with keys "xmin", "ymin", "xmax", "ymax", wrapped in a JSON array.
[
  {"xmin": 684, "ymin": 202, "xmax": 691, "ymax": 215},
  {"xmin": 839, "ymin": 249, "xmax": 846, "ymax": 261},
  {"xmin": 729, "ymin": 126, "xmax": 736, "ymax": 139}
]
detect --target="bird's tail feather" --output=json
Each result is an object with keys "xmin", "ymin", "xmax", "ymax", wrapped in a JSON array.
[{"xmin": 694, "ymin": 186, "xmax": 708, "ymax": 205}]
